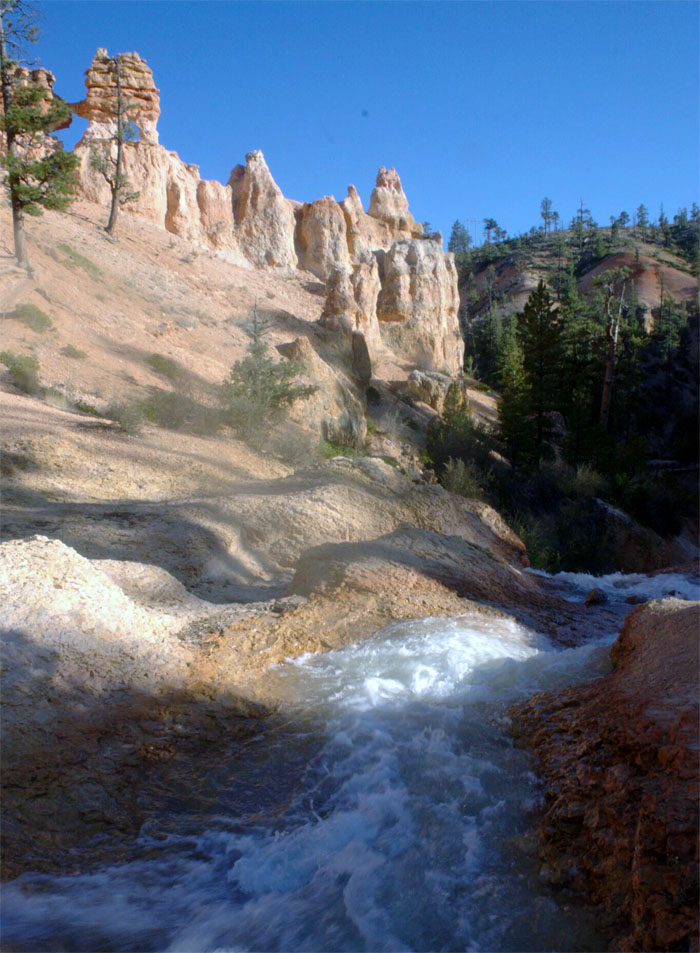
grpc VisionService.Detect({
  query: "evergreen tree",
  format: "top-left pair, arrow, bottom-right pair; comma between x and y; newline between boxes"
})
516,280 -> 565,458
447,220 -> 471,262
0,0 -> 78,270
635,203 -> 649,241
498,338 -> 535,468
540,197 -> 553,235
483,217 -> 498,244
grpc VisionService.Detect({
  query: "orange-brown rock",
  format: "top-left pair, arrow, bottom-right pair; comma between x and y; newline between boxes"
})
229,150 -> 297,269
377,239 -> 463,375
72,49 -> 160,145
510,598 -> 700,952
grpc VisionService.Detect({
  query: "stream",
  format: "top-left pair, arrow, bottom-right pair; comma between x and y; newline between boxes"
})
3,570 -> 698,952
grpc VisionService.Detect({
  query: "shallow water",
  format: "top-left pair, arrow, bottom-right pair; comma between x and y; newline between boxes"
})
7,568 -> 685,952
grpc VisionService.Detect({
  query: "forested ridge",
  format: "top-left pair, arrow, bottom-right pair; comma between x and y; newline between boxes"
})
426,203 -> 699,571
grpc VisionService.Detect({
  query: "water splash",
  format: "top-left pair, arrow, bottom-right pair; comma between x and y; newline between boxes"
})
3,611 -> 611,952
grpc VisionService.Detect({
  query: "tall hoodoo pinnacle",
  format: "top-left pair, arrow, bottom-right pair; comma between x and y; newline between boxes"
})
72,49 -> 160,144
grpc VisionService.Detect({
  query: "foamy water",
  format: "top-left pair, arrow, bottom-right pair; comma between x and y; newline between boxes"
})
529,567 -> 700,603
2,605 -> 616,952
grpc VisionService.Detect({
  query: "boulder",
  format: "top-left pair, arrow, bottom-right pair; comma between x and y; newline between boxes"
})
229,150 -> 298,269
376,239 -> 464,375
404,369 -> 455,412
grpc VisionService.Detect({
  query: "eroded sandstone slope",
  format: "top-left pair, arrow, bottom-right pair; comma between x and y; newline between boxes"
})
511,599 -> 700,952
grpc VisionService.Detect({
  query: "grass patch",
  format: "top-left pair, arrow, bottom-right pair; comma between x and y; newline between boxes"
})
320,440 -> 358,459
0,350 -> 41,394
61,344 -> 87,360
106,390 -> 221,436
57,242 -> 102,281
12,303 -> 53,333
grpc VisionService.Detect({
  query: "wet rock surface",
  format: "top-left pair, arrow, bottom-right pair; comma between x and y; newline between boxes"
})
510,598 -> 700,951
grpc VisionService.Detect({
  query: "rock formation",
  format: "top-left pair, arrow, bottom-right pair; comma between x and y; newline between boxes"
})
377,239 -> 463,375
320,258 -> 382,350
295,196 -> 350,280
229,150 -> 298,269
368,166 -> 422,236
67,49 -> 464,376
72,49 -> 160,144
511,598 -> 700,951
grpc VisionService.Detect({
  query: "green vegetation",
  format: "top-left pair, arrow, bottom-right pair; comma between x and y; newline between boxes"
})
57,242 -> 102,280
0,0 -> 78,270
320,440 -> 359,459
146,353 -> 183,382
12,302 -> 52,333
61,344 -> 87,359
0,350 -> 40,394
219,309 -> 315,444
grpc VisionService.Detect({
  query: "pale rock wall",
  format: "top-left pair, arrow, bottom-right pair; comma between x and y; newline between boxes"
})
320,257 -> 382,351
368,166 -> 422,236
376,240 -> 463,375
229,150 -> 298,269
295,196 -> 350,280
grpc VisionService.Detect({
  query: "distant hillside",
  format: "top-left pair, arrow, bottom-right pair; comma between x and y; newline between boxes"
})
457,223 -> 698,337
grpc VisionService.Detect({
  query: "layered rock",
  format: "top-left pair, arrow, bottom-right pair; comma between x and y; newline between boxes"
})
510,598 -> 700,951
229,150 -> 297,269
377,239 -> 463,375
72,49 -> 160,144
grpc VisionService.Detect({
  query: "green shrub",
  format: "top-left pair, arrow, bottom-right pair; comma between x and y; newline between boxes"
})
320,440 -> 357,459
13,303 -> 53,333
220,311 -> 315,444
147,353 -> 182,382
74,400 -> 101,417
106,401 -> 145,435
442,457 -> 487,500
0,350 -> 41,394
57,243 -> 101,280
61,344 -> 87,359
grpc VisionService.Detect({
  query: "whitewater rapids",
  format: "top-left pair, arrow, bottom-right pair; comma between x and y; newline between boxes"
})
3,570 -> 697,952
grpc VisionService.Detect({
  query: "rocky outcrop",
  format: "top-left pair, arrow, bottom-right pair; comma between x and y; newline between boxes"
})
319,258 -> 382,350
377,239 -> 463,375
66,49 -> 464,376
72,49 -> 160,144
589,498 -> 671,572
510,598 -> 700,952
294,196 -> 350,280
229,150 -> 298,269
368,167 -> 422,236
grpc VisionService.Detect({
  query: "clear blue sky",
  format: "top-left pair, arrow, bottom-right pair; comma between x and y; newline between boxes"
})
33,1 -> 699,243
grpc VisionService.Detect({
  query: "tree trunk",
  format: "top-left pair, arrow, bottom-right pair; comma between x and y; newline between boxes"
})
105,61 -> 122,235
1,14 -> 30,271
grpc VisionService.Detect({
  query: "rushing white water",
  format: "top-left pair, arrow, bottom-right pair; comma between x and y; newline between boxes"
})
2,607 -> 616,953
528,568 -> 700,603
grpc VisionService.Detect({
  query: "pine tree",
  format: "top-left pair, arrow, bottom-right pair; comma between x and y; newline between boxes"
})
447,220 -> 471,262
516,280 -> 565,458
0,0 -> 77,270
